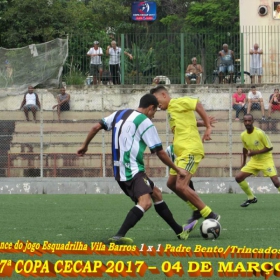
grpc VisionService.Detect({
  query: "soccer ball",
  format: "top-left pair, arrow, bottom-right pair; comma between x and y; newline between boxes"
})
200,219 -> 221,239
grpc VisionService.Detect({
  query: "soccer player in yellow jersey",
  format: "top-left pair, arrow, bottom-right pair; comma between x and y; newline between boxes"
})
236,114 -> 280,207
151,85 -> 220,222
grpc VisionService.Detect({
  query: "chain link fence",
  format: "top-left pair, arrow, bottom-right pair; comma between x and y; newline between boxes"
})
1,85 -> 280,178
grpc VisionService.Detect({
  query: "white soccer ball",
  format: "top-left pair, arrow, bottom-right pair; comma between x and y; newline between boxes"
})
200,219 -> 221,239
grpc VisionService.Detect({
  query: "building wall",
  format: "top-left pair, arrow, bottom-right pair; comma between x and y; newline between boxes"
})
240,0 -> 280,83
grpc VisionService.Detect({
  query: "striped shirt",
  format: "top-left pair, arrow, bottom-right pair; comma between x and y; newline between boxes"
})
101,109 -> 163,181
108,47 -> 121,65
87,47 -> 103,65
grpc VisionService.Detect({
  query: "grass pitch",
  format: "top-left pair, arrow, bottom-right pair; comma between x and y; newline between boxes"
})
1,193 -> 280,279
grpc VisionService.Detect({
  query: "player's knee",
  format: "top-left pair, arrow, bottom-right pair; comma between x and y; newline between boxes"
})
152,187 -> 163,201
142,200 -> 152,211
235,175 -> 242,183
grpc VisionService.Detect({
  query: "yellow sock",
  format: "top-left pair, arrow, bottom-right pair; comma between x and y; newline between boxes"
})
200,206 -> 212,218
239,181 -> 254,199
186,201 -> 198,211
278,187 -> 280,192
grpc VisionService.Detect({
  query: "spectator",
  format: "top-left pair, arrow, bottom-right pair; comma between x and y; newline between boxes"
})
268,88 -> 280,119
87,41 -> 103,85
247,85 -> 265,120
185,57 -> 203,84
106,40 -> 133,85
250,43 -> 263,84
20,86 -> 41,122
218,44 -> 234,84
232,86 -> 247,121
52,88 -> 70,122
273,3 -> 280,19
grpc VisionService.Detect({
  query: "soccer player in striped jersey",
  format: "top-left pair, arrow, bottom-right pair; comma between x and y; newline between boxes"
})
77,94 -> 197,244
235,114 -> 280,207
151,86 -> 220,222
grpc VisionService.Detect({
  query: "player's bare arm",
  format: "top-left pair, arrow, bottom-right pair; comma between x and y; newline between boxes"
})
242,147 -> 248,167
248,147 -> 272,157
197,116 -> 217,127
156,149 -> 187,178
195,102 -> 212,142
77,122 -> 103,156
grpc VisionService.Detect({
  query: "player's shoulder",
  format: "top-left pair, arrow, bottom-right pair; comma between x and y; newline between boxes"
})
254,126 -> 266,135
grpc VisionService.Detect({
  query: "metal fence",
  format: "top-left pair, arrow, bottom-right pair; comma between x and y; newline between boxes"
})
1,85 -> 280,178
64,26 -> 280,86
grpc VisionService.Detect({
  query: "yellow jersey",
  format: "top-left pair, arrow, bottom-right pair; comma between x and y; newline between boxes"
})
241,127 -> 273,162
167,96 -> 204,157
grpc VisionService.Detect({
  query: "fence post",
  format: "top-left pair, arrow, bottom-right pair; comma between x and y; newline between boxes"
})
229,91 -> 233,177
121,34 -> 124,85
101,90 -> 106,177
180,33 -> 185,85
40,91 -> 44,178
240,32 -> 244,84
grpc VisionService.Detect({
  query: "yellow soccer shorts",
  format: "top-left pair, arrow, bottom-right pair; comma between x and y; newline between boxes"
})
170,153 -> 203,175
241,159 -> 277,177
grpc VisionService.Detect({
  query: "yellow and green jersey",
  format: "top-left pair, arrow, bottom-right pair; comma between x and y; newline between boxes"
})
241,127 -> 273,162
167,96 -> 204,157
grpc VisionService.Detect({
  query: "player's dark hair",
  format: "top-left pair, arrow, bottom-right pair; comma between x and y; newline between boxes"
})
139,93 -> 158,109
150,85 -> 167,95
243,114 -> 254,120
251,85 -> 256,89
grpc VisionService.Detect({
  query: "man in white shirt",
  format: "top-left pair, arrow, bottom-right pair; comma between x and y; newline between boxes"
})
247,85 -> 265,120
273,4 -> 280,19
87,41 -> 103,85
20,86 -> 41,122
249,44 -> 263,84
106,40 -> 133,85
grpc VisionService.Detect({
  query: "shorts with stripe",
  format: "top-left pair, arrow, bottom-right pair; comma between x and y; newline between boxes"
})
117,172 -> 154,203
241,159 -> 277,177
170,154 -> 203,175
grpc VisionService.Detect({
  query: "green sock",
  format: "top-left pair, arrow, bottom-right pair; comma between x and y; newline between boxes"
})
186,201 -> 198,211
239,181 -> 254,199
200,206 -> 212,218
278,187 -> 280,192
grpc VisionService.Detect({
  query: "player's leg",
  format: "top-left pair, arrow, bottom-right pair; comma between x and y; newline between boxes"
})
109,173 -> 152,244
167,174 -> 201,223
263,162 -> 280,191
170,154 -> 220,220
270,175 -> 280,191
235,167 -> 257,207
151,186 -> 197,240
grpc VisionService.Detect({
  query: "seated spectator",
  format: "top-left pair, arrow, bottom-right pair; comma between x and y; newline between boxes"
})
152,76 -> 171,85
185,57 -> 203,84
247,85 -> 265,120
232,86 -> 247,120
218,44 -> 234,84
268,88 -> 280,119
52,88 -> 70,122
20,86 -> 40,122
